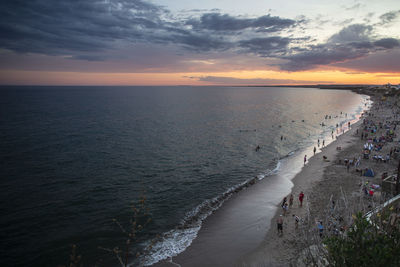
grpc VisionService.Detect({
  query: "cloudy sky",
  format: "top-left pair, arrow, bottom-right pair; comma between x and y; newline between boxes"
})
0,0 -> 399,85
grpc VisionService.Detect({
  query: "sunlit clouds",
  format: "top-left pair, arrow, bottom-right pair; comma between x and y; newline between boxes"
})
0,0 -> 399,85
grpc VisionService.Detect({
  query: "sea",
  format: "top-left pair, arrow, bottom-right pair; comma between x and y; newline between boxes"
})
0,86 -> 370,266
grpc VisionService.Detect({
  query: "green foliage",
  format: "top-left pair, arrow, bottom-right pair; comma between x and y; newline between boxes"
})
324,212 -> 400,266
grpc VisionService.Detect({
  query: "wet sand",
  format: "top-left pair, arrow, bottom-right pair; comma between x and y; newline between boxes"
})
152,152 -> 303,267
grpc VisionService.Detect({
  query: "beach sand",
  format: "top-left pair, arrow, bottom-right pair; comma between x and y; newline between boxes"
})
237,93 -> 400,266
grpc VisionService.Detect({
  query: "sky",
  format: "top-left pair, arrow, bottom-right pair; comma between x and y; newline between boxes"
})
0,0 -> 399,86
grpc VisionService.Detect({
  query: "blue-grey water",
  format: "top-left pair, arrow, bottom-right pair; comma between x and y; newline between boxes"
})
0,86 -> 368,266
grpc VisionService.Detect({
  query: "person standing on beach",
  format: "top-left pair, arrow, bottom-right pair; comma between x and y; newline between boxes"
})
318,139 -> 320,147
317,221 -> 324,237
277,215 -> 283,235
282,196 -> 287,208
289,194 -> 294,208
322,140 -> 325,147
313,146 -> 316,155
283,203 -> 288,216
304,155 -> 307,165
299,191 -> 304,207
293,215 -> 300,229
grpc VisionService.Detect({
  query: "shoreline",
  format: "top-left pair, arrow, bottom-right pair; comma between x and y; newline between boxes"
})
236,116 -> 365,266
238,91 -> 399,266
149,90 -> 370,267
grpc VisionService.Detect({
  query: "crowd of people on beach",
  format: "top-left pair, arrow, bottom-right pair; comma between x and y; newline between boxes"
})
324,98 -> 399,236
278,110 -> 362,236
253,92 -> 400,267
277,191 -> 305,235
277,96 -> 400,241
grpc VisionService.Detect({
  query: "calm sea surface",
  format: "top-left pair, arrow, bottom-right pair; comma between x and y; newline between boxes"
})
0,86 -> 368,266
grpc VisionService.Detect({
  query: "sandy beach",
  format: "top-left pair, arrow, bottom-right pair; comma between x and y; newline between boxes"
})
237,92 -> 400,266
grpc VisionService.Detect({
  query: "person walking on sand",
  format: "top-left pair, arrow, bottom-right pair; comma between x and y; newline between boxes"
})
317,221 -> 324,237
318,139 -> 320,147
322,140 -> 325,147
313,146 -> 316,155
281,196 -> 287,208
283,203 -> 288,216
293,215 -> 300,229
304,155 -> 307,165
277,215 -> 283,235
289,194 -> 294,208
299,191 -> 304,207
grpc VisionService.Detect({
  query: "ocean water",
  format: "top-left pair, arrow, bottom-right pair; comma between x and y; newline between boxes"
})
0,86 -> 368,266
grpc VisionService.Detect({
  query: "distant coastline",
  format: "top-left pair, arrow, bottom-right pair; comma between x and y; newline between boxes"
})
242,84 -> 400,97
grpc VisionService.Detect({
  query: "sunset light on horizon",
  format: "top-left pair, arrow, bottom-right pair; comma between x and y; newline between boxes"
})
0,0 -> 399,86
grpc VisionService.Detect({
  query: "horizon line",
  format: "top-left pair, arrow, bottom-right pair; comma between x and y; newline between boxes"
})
0,83 -> 384,87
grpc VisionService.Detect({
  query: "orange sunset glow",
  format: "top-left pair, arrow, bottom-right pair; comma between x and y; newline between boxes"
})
0,0 -> 399,86
1,70 -> 399,86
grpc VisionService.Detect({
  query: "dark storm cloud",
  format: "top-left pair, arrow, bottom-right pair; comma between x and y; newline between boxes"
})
328,24 -> 372,44
1,0 -> 398,74
373,38 -> 400,49
279,44 -> 367,71
279,23 -> 400,71
239,37 -> 290,56
187,13 -> 295,32
0,0 -> 166,55
162,33 -> 231,52
0,1 -> 295,57
71,55 -> 107,61
280,40 -> 400,71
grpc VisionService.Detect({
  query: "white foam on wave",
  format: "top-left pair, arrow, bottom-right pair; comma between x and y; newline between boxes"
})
141,224 -> 201,266
140,190 -> 230,266
140,160 -> 283,266
269,160 -> 281,175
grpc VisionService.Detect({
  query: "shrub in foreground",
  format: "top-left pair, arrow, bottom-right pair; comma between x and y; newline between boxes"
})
324,212 -> 400,266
